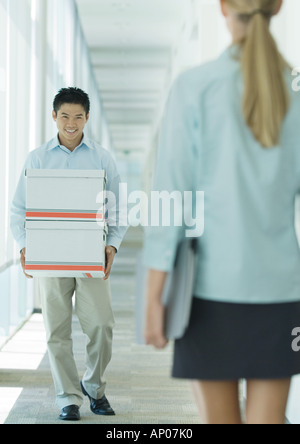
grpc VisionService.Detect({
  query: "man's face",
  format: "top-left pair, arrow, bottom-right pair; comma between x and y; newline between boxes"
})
52,103 -> 89,147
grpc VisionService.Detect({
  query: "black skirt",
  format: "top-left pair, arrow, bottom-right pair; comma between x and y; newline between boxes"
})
172,297 -> 300,380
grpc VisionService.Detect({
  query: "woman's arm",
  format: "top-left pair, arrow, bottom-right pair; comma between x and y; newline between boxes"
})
144,269 -> 168,349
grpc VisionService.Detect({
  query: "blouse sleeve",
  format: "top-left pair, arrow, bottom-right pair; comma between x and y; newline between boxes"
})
143,73 -> 199,271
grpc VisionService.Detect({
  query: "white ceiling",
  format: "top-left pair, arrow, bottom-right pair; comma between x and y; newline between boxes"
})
75,0 -> 189,163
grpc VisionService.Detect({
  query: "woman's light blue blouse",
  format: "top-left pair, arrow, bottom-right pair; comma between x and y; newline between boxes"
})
143,46 -> 300,304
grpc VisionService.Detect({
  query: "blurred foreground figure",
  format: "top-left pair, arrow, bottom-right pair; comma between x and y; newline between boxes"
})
143,0 -> 300,424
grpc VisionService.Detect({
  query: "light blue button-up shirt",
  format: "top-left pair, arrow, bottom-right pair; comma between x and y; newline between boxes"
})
143,46 -> 300,304
10,135 -> 127,252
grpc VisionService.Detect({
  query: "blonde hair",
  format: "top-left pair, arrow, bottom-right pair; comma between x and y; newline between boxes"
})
225,0 -> 290,148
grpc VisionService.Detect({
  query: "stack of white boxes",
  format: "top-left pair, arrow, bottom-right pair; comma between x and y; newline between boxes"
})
25,169 -> 107,279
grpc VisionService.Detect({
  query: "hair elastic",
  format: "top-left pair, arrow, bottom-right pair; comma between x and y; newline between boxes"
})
251,9 -> 267,17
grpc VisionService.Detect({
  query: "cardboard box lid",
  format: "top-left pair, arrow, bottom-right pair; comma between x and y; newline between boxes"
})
25,220 -> 107,232
25,169 -> 107,181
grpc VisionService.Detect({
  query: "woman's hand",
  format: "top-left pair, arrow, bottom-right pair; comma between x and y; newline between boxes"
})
144,269 -> 169,349
145,299 -> 168,349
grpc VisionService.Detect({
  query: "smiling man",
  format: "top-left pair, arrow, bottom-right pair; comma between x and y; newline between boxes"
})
52,91 -> 90,151
10,87 -> 128,421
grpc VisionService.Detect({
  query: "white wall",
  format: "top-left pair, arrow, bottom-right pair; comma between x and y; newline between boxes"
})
272,0 -> 300,67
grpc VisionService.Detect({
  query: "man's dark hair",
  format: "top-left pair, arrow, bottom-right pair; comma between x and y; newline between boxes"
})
53,87 -> 90,116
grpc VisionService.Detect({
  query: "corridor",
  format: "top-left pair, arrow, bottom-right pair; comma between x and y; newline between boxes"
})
1,0 -> 300,425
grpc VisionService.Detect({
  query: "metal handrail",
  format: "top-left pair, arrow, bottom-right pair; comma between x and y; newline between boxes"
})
0,259 -> 20,274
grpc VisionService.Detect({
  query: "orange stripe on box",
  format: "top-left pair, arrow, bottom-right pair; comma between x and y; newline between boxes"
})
25,265 -> 104,272
26,212 -> 103,219
86,273 -> 93,278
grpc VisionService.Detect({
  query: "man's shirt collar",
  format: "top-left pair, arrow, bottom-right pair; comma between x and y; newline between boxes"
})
46,134 -> 95,151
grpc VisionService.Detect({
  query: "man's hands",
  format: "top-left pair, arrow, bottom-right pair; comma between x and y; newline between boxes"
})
103,245 -> 117,281
20,248 -> 33,279
20,246 -> 116,281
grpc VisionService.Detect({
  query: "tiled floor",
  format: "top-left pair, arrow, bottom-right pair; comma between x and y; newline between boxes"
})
0,229 -> 200,425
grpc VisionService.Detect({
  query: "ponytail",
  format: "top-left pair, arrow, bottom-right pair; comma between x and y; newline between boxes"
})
226,1 -> 290,148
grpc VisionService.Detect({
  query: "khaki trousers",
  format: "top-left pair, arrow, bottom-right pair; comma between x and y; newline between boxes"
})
38,277 -> 115,409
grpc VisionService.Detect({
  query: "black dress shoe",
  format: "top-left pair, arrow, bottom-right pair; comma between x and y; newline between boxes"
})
59,405 -> 81,421
80,381 -> 115,416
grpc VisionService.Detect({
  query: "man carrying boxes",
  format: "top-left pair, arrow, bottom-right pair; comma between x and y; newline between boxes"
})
10,87 -> 127,421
